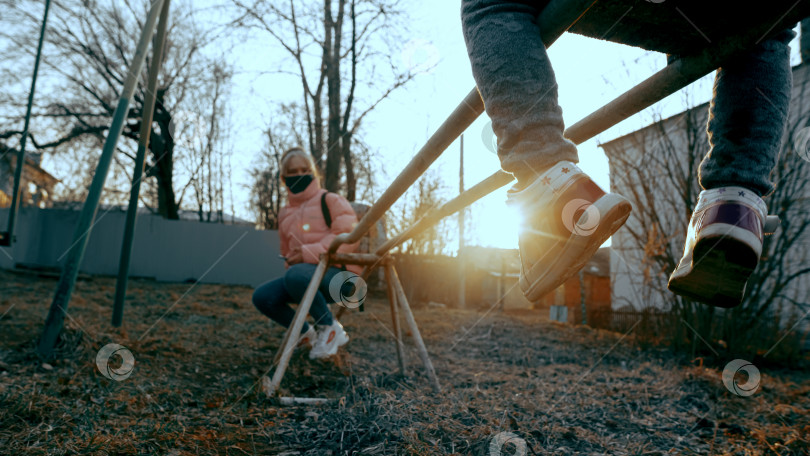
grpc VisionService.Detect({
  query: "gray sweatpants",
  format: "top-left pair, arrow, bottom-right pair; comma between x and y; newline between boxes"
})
461,0 -> 796,196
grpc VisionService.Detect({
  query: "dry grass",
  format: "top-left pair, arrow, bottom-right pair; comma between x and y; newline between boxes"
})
0,268 -> 808,455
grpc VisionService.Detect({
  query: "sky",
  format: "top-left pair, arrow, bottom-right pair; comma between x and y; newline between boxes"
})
119,1 -> 807,252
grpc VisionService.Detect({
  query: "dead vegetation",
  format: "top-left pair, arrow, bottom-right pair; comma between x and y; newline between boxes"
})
0,268 -> 808,455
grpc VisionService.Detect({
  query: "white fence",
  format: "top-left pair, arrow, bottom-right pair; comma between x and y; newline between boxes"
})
0,208 -> 285,288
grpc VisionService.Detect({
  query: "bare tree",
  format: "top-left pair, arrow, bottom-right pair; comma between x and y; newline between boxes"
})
0,0 -> 232,219
387,168 -> 453,257
231,0 -> 421,201
248,103 -> 307,229
182,62 -> 233,222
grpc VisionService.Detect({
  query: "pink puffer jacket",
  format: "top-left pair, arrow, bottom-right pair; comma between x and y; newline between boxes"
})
278,178 -> 362,275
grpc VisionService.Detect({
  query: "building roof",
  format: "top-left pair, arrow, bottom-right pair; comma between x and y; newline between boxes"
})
0,145 -> 58,185
598,100 -> 710,153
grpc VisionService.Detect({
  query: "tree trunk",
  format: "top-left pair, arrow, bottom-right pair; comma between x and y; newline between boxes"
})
323,0 -> 346,193
150,113 -> 179,220
312,96 -> 325,175
154,146 -> 178,219
342,131 -> 355,201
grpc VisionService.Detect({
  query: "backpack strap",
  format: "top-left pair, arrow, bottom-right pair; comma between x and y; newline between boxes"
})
321,192 -> 348,272
320,192 -> 332,228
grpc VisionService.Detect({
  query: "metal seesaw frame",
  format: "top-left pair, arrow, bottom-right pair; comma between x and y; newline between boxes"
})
263,0 -> 809,396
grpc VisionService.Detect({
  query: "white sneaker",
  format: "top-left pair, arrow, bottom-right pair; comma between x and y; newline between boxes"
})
507,161 -> 632,301
309,321 -> 349,359
297,326 -> 316,349
668,186 -> 779,307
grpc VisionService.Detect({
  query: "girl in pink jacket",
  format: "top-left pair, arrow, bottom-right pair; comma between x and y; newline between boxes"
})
252,147 -> 361,359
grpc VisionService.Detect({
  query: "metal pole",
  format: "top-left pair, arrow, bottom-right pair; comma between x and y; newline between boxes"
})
37,0 -> 167,357
499,257 -> 506,312
387,263 -> 441,393
579,269 -> 587,325
266,256 -> 328,397
458,134 -> 465,309
563,9 -> 807,145
1,0 -> 52,248
328,87 -> 483,254
374,171 -> 514,256
383,264 -> 407,375
113,0 -> 171,327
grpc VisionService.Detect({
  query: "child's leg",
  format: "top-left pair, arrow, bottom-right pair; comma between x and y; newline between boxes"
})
252,277 -> 312,334
700,28 -> 796,196
668,28 -> 796,307
461,0 -> 632,302
461,0 -> 577,185
283,263 -> 335,327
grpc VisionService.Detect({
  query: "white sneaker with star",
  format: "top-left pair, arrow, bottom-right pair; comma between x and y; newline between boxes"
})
507,160 -> 632,301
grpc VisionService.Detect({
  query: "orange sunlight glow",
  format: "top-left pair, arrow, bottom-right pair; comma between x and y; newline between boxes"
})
463,195 -> 522,250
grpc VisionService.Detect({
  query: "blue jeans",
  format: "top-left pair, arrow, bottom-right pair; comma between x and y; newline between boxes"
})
461,0 -> 796,196
252,263 -> 343,333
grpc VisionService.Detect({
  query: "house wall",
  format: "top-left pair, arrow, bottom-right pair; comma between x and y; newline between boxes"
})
480,273 -> 535,310
0,207 -> 285,287
602,63 -> 810,334
533,274 -> 611,323
0,154 -> 57,209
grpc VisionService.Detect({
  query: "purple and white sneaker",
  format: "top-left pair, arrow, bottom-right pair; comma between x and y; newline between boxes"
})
668,186 -> 779,307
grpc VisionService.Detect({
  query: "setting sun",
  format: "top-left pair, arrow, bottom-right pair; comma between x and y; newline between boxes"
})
458,190 -> 521,250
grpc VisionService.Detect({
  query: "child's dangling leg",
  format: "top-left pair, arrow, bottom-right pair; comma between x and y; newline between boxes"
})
668,29 -> 796,307
461,0 -> 632,302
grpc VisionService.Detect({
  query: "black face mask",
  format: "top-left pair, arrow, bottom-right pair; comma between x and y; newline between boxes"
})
284,174 -> 314,194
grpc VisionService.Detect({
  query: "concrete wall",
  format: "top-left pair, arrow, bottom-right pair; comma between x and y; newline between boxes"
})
0,207 -> 285,287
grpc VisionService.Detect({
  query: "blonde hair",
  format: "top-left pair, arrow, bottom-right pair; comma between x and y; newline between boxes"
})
280,147 -> 321,180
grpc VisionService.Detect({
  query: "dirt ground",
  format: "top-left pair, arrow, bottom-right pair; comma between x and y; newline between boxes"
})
1,268 -> 808,455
